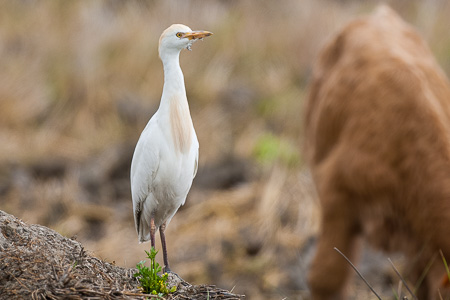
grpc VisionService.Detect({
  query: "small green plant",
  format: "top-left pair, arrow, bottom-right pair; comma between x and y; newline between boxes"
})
134,247 -> 176,297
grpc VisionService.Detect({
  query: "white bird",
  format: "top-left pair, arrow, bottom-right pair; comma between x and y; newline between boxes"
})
130,24 -> 212,273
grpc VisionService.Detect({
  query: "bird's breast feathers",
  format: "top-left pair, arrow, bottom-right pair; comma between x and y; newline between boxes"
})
131,99 -> 198,211
169,96 -> 194,154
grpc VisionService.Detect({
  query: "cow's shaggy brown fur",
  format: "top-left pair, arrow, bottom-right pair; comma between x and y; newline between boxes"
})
304,5 -> 450,300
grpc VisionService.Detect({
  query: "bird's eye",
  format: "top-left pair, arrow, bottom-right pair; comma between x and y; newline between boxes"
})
176,32 -> 183,38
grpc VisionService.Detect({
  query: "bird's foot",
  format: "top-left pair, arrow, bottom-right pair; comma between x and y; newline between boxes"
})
163,266 -> 171,274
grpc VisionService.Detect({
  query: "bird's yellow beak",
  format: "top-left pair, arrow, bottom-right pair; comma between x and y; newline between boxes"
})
183,31 -> 213,40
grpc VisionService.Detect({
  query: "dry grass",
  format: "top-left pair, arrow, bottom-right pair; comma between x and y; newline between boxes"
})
0,0 -> 450,299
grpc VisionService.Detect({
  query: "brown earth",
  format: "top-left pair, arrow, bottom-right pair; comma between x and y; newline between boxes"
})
0,209 -> 243,299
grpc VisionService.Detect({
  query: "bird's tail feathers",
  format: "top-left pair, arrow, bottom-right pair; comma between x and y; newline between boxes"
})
137,216 -> 152,243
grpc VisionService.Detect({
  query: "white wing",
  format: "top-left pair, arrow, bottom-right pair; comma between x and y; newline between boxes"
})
192,130 -> 199,178
130,116 -> 160,241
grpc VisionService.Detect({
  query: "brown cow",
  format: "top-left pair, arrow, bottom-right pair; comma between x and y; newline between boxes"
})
304,5 -> 450,300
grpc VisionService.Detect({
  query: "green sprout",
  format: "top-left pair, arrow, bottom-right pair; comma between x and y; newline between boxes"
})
134,247 -> 177,297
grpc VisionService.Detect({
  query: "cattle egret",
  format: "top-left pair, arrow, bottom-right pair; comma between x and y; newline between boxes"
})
130,24 -> 212,273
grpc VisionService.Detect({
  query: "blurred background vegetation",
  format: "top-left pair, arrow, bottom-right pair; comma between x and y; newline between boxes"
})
1,0 -> 449,299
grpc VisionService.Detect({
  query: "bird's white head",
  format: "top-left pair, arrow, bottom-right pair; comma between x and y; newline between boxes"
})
158,24 -> 213,59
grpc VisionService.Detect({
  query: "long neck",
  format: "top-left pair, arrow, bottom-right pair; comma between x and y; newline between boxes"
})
158,50 -> 193,153
160,51 -> 187,109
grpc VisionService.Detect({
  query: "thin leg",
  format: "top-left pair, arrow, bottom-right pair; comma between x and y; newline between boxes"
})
150,217 -> 156,248
159,222 -> 171,273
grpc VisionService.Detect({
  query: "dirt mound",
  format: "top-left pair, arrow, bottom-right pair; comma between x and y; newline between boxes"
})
0,210 -> 243,299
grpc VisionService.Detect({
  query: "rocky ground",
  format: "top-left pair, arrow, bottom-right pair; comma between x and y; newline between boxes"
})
0,210 -> 243,299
